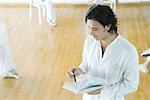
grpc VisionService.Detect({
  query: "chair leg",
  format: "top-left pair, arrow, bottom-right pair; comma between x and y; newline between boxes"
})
114,0 -> 116,12
29,2 -> 32,21
43,7 -> 46,18
38,7 -> 42,25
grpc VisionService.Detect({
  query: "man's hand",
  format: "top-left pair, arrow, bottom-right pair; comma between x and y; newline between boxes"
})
87,89 -> 101,95
66,68 -> 85,79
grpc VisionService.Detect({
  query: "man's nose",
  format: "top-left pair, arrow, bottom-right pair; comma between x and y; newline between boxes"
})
89,29 -> 94,35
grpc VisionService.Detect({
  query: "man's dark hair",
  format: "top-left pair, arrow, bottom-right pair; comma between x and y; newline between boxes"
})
85,5 -> 118,34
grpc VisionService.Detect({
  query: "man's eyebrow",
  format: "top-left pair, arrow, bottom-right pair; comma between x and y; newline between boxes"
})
88,26 -> 98,29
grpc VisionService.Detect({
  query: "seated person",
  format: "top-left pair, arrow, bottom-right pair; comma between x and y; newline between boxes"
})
0,20 -> 20,79
0,45 -> 20,79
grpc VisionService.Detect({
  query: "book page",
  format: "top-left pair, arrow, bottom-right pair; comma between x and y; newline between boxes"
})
63,76 -> 108,94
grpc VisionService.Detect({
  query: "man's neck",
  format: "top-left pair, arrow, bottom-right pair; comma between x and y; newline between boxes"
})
100,33 -> 118,50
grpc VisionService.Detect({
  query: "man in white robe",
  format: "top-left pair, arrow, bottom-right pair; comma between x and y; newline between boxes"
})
67,5 -> 139,100
80,34 -> 139,100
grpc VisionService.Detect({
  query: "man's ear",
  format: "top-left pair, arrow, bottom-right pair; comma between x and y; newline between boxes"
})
104,25 -> 111,31
104,26 -> 109,31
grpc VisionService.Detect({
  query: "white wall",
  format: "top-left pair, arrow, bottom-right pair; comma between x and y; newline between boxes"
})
0,0 -> 29,3
0,0 -> 93,4
0,0 -> 149,3
140,0 -> 150,1
118,0 -> 140,3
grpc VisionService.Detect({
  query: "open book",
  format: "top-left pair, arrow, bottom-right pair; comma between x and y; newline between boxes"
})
63,76 -> 107,94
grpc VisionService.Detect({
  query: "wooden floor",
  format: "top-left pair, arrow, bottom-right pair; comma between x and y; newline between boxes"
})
0,4 -> 150,100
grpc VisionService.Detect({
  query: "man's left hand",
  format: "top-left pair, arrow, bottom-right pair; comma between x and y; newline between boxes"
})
87,89 -> 101,95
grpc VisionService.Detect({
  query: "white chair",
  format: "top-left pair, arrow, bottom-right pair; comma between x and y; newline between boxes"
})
29,0 -> 46,25
94,0 -> 116,12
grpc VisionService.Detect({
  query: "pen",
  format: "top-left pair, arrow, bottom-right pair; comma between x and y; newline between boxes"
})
73,70 -> 76,82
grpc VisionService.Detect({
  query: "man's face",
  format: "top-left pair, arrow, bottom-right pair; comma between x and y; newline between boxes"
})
87,19 -> 109,40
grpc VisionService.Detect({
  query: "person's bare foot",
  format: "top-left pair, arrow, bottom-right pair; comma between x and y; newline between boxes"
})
140,56 -> 150,73
145,56 -> 150,70
141,48 -> 150,57
139,49 -> 150,73
139,63 -> 149,73
9,69 -> 19,76
0,69 -> 20,79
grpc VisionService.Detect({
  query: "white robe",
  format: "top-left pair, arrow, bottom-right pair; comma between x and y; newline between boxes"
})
0,20 -> 16,73
78,35 -> 139,100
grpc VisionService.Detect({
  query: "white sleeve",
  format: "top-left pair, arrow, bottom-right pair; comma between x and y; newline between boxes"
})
78,36 -> 89,73
100,47 -> 139,99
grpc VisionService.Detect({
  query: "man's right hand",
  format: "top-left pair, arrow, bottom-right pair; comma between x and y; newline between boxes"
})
66,68 -> 85,79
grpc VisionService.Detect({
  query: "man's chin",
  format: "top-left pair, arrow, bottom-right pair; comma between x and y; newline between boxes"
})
92,36 -> 100,40
95,37 -> 99,40
93,36 -> 97,39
